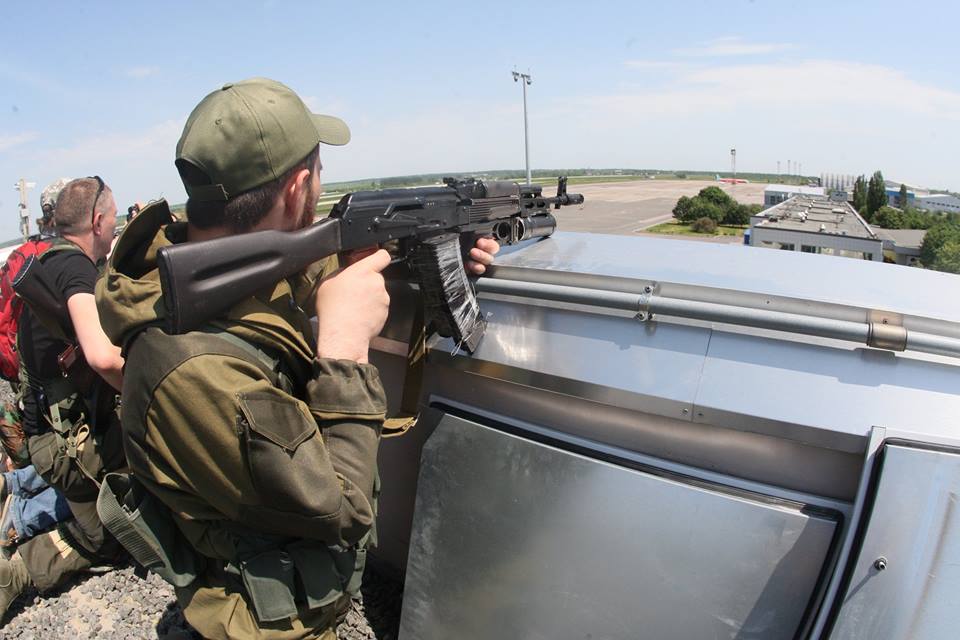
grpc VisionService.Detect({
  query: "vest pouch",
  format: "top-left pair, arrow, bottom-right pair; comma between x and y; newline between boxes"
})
286,540 -> 345,610
238,549 -> 298,623
96,472 -> 201,588
237,390 -> 341,521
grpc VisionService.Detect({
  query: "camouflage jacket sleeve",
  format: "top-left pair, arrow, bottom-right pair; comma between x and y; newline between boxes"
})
145,351 -> 385,548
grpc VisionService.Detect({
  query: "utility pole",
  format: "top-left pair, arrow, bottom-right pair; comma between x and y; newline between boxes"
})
15,178 -> 36,242
512,70 -> 532,186
777,160 -> 780,178
730,148 -> 736,182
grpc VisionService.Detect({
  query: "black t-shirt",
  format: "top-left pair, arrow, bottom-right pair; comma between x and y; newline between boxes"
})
18,249 -> 97,433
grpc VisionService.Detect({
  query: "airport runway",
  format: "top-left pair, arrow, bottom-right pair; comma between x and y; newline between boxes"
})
552,179 -> 766,237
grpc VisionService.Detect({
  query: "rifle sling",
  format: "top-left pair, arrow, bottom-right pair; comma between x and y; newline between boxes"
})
382,301 -> 425,438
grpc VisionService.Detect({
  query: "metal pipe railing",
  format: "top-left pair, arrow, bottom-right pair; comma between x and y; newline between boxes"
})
475,278 -> 960,360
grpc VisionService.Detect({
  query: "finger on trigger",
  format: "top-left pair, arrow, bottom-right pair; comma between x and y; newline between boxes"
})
358,248 -> 392,272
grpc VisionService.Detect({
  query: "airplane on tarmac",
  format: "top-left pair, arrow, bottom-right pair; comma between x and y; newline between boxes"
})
716,173 -> 750,184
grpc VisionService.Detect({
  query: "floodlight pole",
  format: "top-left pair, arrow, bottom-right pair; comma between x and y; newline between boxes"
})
512,70 -> 532,186
15,178 -> 35,241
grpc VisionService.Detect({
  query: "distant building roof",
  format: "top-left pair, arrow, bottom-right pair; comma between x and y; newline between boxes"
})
764,184 -> 826,196
876,228 -> 927,251
753,195 -> 876,239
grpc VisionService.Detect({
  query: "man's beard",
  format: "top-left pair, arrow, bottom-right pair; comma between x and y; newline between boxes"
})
296,182 -> 319,230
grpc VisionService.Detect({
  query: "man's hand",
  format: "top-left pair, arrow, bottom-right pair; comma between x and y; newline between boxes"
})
315,249 -> 391,364
466,237 -> 500,275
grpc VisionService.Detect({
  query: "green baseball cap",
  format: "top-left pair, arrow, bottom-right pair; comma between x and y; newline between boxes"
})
176,77 -> 350,202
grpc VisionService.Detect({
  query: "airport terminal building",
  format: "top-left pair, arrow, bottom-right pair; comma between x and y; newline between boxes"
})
763,184 -> 826,208
749,194 -> 883,261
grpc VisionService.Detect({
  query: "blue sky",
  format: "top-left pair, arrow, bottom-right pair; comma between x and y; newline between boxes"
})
1,0 -> 958,239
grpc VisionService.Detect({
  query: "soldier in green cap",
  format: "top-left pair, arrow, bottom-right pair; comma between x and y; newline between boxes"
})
95,77 -> 498,639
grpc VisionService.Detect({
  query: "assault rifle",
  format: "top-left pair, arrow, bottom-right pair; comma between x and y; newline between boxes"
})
157,177 -> 584,352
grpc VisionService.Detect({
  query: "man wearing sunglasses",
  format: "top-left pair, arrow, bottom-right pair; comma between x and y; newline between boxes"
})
0,177 -> 126,619
95,78 -> 498,639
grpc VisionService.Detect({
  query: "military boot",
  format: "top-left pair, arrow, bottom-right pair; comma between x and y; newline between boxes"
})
0,552 -> 29,619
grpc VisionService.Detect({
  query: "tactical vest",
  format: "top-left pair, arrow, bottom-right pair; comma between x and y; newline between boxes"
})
18,239 -> 119,490
98,327 -> 375,624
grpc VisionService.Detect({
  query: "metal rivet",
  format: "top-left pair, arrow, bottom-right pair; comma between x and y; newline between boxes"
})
682,409 -> 689,415
874,557 -> 887,571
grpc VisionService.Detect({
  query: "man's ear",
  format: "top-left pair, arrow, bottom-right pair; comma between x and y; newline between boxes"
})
91,211 -> 103,236
282,168 -> 312,220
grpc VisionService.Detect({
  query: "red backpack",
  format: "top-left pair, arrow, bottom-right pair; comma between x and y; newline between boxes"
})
0,238 -> 53,381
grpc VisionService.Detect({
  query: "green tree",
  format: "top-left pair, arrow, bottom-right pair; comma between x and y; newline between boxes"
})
673,196 -> 693,222
852,175 -> 867,212
866,170 -> 887,221
935,240 -> 960,274
898,183 -> 909,208
904,208 -> 937,230
723,203 -> 754,226
873,206 -> 906,229
697,186 -> 734,209
687,198 -> 725,223
920,221 -> 960,268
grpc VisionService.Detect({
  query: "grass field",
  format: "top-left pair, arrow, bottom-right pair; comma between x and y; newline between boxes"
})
645,221 -> 748,237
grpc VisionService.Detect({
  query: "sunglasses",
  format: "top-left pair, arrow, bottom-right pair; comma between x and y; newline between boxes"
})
88,175 -> 105,225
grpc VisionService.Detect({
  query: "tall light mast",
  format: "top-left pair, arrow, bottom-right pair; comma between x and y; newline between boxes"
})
512,70 -> 533,186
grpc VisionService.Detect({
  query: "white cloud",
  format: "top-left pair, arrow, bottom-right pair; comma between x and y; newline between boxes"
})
595,60 -> 960,121
541,58 -> 960,188
0,132 -> 38,152
15,119 -> 188,231
674,36 -> 793,57
124,66 -> 160,79
326,58 -> 960,191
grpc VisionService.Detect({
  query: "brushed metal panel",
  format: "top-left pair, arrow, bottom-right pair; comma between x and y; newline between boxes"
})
456,298 -> 712,409
830,443 -> 960,640
695,331 -> 960,441
399,412 -> 839,640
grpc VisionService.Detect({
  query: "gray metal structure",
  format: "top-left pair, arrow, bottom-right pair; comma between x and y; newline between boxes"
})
370,232 -> 960,640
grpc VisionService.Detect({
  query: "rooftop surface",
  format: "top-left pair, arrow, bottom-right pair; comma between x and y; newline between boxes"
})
876,228 -> 927,250
495,231 -> 960,324
752,195 -> 877,239
764,184 -> 826,195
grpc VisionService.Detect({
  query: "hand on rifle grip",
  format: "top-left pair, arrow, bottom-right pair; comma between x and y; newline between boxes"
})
315,249 -> 391,364
466,236 -> 500,275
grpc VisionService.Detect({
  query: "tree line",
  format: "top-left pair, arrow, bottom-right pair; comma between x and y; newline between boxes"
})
848,170 -> 960,273
671,186 -> 763,232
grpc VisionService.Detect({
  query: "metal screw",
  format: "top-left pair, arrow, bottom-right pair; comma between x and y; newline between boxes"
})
874,557 -> 887,571
643,285 -> 653,294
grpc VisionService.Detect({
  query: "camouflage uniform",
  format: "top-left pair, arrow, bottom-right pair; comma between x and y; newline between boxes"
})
97,199 -> 385,639
37,177 -> 71,234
